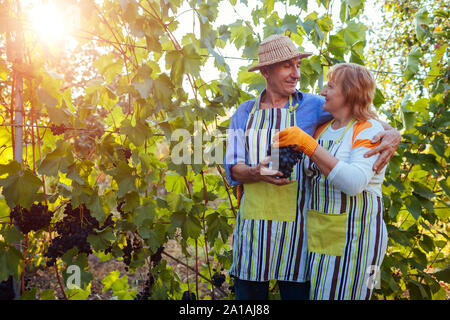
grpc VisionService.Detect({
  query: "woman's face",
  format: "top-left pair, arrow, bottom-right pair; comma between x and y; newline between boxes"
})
262,58 -> 301,97
320,79 -> 348,115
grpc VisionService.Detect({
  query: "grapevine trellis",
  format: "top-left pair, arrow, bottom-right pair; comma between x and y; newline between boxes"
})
0,0 -> 448,300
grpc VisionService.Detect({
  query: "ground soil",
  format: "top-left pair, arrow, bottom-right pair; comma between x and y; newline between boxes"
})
23,239 -> 231,300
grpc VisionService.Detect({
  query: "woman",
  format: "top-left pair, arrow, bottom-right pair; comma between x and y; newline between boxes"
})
274,63 -> 388,300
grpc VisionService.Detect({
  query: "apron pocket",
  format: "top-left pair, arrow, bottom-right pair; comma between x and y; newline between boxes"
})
242,182 -> 297,222
306,209 -> 348,256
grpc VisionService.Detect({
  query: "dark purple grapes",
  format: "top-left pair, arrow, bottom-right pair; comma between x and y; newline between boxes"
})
99,214 -> 114,231
122,235 -> 143,270
117,201 -> 128,218
11,203 -> 54,234
134,272 -> 155,300
150,246 -> 164,266
123,148 -> 132,161
182,290 -> 196,300
122,237 -> 133,267
50,123 -> 67,135
212,272 -> 226,288
44,203 -> 104,266
268,145 -> 303,179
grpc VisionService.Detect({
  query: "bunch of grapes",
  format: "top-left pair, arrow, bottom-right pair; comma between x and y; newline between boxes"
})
182,290 -> 196,300
99,213 -> 114,231
49,123 -> 67,135
122,235 -> 143,270
150,246 -> 164,266
134,272 -> 155,300
119,147 -> 132,162
44,203 -> 101,266
268,144 -> 303,179
116,201 -> 128,219
11,203 -> 54,234
211,270 -> 226,288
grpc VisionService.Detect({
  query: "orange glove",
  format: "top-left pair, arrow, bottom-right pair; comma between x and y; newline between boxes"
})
273,126 -> 318,157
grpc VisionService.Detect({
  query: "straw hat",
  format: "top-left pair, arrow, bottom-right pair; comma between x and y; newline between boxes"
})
248,34 -> 312,72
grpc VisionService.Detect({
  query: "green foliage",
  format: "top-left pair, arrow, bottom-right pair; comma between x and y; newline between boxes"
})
367,0 -> 449,300
0,0 -> 447,300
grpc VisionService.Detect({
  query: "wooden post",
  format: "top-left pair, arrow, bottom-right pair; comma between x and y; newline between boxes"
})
11,0 -> 24,300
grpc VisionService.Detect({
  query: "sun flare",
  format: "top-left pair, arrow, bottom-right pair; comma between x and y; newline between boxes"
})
26,2 -> 74,42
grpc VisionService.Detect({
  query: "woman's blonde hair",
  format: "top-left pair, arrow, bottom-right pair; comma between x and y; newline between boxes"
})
327,63 -> 378,121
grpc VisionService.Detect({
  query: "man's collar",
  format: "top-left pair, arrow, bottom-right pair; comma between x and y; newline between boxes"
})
293,90 -> 304,101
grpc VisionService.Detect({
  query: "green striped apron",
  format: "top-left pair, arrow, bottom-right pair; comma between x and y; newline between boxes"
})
305,120 -> 388,300
229,94 -> 310,282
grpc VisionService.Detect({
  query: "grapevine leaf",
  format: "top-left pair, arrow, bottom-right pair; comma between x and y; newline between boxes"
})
0,169 -> 43,210
111,161 -> 137,198
37,87 -> 58,109
404,46 -> 422,80
205,212 -> 232,245
430,135 -> 446,157
404,195 -> 422,220
415,8 -> 431,42
86,190 -> 106,223
141,224 -> 166,252
133,201 -> 155,228
132,78 -> 154,99
433,266 -> 450,283
290,0 -> 308,11
343,21 -> 366,46
166,193 -> 193,213
153,73 -> 174,108
169,211 -> 201,240
373,87 -> 386,107
166,50 -> 184,86
182,44 -> 202,78
120,118 -> 152,147
411,181 -> 435,200
0,243 -> 23,281
87,228 -> 114,251
66,284 -> 91,300
184,214 -> 202,240
40,289 -> 56,300
38,141 -> 73,177
46,104 -> 74,126
0,224 -> 24,243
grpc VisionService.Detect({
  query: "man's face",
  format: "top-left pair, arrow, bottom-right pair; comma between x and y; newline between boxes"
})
261,57 -> 301,97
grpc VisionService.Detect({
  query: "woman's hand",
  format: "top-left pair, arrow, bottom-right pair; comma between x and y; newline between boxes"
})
273,126 -> 318,156
364,128 -> 401,173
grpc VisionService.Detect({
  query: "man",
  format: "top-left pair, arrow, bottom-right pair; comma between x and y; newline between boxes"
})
224,34 -> 400,300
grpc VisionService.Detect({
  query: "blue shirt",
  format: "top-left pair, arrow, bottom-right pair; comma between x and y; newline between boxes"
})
224,90 -> 331,186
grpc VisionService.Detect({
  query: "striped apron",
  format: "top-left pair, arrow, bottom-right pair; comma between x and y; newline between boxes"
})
305,120 -> 388,300
229,95 -> 310,283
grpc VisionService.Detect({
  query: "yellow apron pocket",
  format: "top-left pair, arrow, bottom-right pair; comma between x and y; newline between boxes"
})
242,182 -> 297,222
306,209 -> 348,256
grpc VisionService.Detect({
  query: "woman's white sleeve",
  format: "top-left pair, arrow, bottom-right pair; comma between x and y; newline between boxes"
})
327,151 -> 376,196
327,120 -> 386,195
